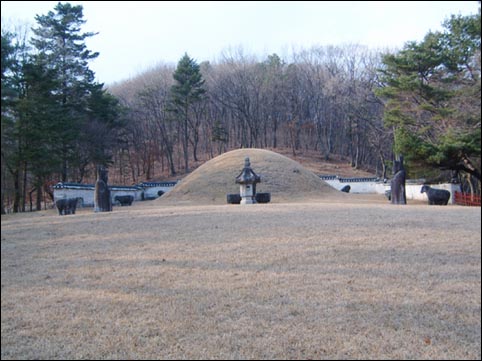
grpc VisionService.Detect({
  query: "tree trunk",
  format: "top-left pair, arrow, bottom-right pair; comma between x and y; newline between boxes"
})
192,130 -> 199,162
379,151 -> 387,180
13,169 -> 20,213
183,106 -> 189,172
22,161 -> 27,212
36,183 -> 43,211
462,153 -> 481,182
166,145 -> 176,176
61,143 -> 68,182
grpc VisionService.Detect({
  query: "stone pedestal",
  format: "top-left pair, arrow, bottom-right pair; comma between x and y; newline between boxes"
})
240,183 -> 255,204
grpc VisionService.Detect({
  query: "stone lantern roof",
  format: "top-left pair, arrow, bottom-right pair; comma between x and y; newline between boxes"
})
235,157 -> 261,185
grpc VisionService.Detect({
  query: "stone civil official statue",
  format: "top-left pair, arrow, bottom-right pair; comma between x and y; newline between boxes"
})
390,156 -> 406,205
94,166 -> 112,212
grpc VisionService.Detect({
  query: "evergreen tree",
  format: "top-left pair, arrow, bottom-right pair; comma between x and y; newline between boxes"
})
30,2 -> 100,181
1,3 -> 124,213
377,11 -> 481,184
1,32 -> 17,214
1,28 -> 34,213
77,85 -> 124,181
170,53 -> 206,172
17,60 -> 63,210
211,119 -> 228,155
1,32 -> 16,101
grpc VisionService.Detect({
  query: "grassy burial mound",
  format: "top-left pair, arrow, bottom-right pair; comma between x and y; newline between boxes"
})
158,148 -> 345,205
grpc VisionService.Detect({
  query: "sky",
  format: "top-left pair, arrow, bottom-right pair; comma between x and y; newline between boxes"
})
1,1 -> 479,85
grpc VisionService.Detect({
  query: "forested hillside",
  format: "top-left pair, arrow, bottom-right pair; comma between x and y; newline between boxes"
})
1,2 -> 480,213
108,46 -> 388,181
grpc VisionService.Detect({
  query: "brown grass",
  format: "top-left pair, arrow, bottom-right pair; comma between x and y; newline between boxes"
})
1,200 -> 480,360
264,148 -> 376,178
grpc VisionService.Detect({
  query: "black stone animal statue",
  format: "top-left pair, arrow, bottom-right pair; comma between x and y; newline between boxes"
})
227,193 -> 241,204
114,195 -> 134,206
94,166 -> 112,212
390,156 -> 406,205
420,185 -> 450,205
227,192 -> 271,204
255,192 -> 271,203
56,197 -> 80,215
340,185 -> 351,193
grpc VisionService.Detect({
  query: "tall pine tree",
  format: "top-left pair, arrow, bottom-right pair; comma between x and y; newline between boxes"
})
1,32 -> 19,213
17,60 -> 63,210
2,3 -> 124,213
170,53 -> 206,172
1,28 -> 39,213
377,11 -> 481,185
30,2 -> 100,181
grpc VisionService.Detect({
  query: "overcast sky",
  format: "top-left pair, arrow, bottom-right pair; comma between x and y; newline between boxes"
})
1,1 -> 479,85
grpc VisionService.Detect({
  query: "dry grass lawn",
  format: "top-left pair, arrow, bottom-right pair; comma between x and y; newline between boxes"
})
1,199 -> 481,360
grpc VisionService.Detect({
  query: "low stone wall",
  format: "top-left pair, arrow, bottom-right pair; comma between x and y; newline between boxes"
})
320,175 -> 461,204
53,181 -> 178,207
138,181 -> 178,200
53,184 -> 96,206
321,176 -> 388,194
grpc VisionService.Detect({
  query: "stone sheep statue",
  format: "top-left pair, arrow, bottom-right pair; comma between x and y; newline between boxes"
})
420,185 -> 450,205
114,195 -> 134,206
56,197 -> 80,215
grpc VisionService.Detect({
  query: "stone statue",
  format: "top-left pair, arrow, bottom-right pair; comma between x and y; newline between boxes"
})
94,166 -> 112,212
390,156 -> 406,205
340,185 -> 351,193
56,197 -> 80,215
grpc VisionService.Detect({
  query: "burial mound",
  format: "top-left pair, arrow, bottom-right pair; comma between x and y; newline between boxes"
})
158,149 -> 345,205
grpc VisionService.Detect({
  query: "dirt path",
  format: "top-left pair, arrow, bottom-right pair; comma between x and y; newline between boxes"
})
1,202 -> 481,359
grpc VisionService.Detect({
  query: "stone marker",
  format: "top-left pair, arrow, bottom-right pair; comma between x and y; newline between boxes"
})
235,157 -> 261,205
390,156 -> 406,205
94,166 -> 112,212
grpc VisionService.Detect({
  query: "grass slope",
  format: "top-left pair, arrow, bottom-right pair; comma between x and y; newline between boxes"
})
159,148 -> 344,205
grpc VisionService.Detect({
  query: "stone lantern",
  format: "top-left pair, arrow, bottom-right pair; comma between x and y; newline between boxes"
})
235,157 -> 261,205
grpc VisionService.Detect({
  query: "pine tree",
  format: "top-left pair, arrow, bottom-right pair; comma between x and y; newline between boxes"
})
1,32 -> 18,213
170,53 -> 206,172
80,86 -> 124,175
17,60 -> 63,210
377,11 -> 481,183
1,29 -> 38,213
211,119 -> 228,155
30,2 -> 100,181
